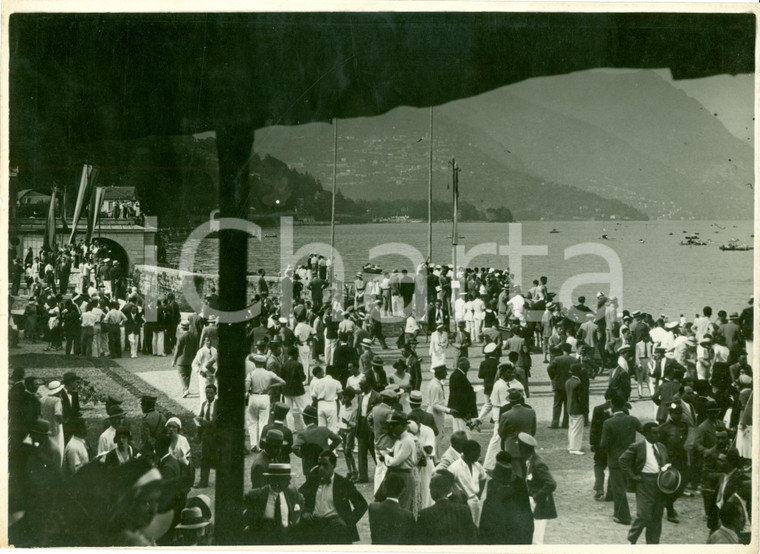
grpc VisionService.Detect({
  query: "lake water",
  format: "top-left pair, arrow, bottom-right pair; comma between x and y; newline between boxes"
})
165,219 -> 755,318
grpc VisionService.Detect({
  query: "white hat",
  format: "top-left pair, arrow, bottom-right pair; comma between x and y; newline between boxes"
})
46,380 -> 65,395
165,417 -> 182,429
484,343 -> 497,355
665,321 -> 679,330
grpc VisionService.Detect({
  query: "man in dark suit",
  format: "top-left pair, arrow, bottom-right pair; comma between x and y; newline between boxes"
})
416,473 -> 477,544
547,343 -> 575,428
619,421 -> 671,544
368,472 -> 415,544
259,402 -> 294,462
139,395 -> 166,459
498,389 -> 536,466
700,428 -> 731,532
299,450 -> 368,544
609,345 -> 633,401
600,394 -> 639,525
518,433 -> 557,544
590,389 -> 616,501
195,384 -> 218,488
356,377 -> 380,483
652,367 -> 681,423
448,357 -> 477,433
243,463 -> 304,545
60,372 -> 82,444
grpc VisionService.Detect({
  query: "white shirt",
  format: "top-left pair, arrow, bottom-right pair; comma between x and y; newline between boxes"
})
294,322 -> 315,344
405,316 -> 419,335
346,374 -> 361,392
313,375 -> 342,402
98,426 -> 117,456
448,457 -> 485,500
454,298 -> 466,321
263,488 -> 290,527
642,441 -> 661,474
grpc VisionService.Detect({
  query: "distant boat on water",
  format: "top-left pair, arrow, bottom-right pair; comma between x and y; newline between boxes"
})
719,238 -> 753,251
681,235 -> 708,246
549,228 -> 560,234
601,234 -> 609,240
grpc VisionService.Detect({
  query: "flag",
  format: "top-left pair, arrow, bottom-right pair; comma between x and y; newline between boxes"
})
87,187 -> 106,243
69,164 -> 97,244
44,188 -> 57,251
84,168 -> 101,243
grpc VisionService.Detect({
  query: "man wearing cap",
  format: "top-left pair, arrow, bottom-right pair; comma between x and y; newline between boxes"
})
173,321 -> 199,398
97,404 -> 126,457
358,337 -> 374,374
243,463 -> 304,545
246,352 -> 286,449
619,421 -> 672,544
368,389 -> 397,492
408,390 -> 437,436
140,395 -> 166,459
251,429 -> 285,489
293,405 -> 342,477
659,402 -> 688,523
498,388 -> 536,467
260,402 -> 294,462
518,433 -> 557,545
600,395 -> 639,525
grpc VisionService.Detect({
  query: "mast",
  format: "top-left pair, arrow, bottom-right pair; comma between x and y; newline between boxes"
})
428,107 -> 433,261
330,118 -> 338,291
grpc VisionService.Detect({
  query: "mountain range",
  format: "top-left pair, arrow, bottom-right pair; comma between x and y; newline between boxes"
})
252,69 -> 754,220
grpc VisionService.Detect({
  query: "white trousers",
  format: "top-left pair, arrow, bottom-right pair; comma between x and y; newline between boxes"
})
324,338 -> 337,366
483,413 -> 502,471
247,394 -> 270,446
452,417 -> 468,434
128,333 -> 138,358
152,331 -> 165,356
284,394 -> 310,433
318,401 -> 339,433
533,518 -> 547,544
298,344 -> 311,382
568,414 -> 584,452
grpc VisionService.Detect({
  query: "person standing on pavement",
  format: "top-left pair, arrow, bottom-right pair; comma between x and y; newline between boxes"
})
245,353 -> 286,450
547,342 -> 574,429
566,364 -> 587,455
659,402 -> 689,524
619,421 -> 672,545
356,375 -> 380,484
172,321 -> 199,398
600,394 -> 640,526
589,389 -> 616,501
424,365 -> 456,457
518,433 -> 557,545
448,358 -> 477,434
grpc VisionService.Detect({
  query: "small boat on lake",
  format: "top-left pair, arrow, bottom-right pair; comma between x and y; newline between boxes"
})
680,235 -> 707,246
549,228 -> 560,234
363,263 -> 383,274
719,239 -> 753,251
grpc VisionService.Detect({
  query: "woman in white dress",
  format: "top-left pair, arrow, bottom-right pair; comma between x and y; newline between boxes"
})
428,323 -> 448,371
192,337 -> 218,411
39,380 -> 65,468
165,417 -> 192,468
389,360 -> 412,413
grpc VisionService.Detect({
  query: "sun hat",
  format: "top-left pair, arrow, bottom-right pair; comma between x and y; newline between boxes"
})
186,495 -> 213,521
175,507 -> 210,530
665,321 -> 679,330
107,404 -> 126,419
263,463 -> 292,477
62,371 -> 81,385
380,389 -> 398,400
617,344 -> 632,353
46,380 -> 65,395
507,389 -> 525,403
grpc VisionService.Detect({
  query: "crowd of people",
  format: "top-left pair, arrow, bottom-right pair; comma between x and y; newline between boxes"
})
7,251 -> 755,546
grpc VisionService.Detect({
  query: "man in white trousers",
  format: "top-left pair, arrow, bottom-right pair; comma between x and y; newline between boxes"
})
424,365 -> 454,458
313,366 -> 343,432
482,363 -> 524,470
245,353 -> 285,451
566,363 -> 587,455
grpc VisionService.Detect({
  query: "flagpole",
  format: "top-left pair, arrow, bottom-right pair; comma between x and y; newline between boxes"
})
428,107 -> 433,262
451,158 -> 458,283
330,118 -> 338,291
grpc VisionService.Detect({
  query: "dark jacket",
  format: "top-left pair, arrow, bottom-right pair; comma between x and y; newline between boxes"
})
498,404 -> 537,456
368,499 -> 415,544
526,453 -> 557,519
158,452 -> 181,481
547,354 -> 575,391
357,390 -> 381,437
415,497 -> 477,544
280,360 -> 306,397
408,407 -> 438,436
653,379 -> 682,422
140,409 -> 167,456
259,421 -> 293,461
174,331 -> 199,366
599,412 -> 640,469
299,472 -> 368,543
619,440 -> 670,481
243,484 -> 304,544
589,401 -> 612,450
658,419 -> 688,469
565,375 -> 586,416
448,369 -> 477,419
478,476 -> 534,544
478,357 -> 499,396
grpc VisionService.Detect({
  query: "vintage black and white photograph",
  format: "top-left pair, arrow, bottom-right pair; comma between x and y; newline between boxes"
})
3,6 -> 758,548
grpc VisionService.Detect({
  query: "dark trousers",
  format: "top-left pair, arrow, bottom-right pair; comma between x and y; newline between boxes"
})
59,275 -> 69,294
370,323 -> 387,348
357,429 -> 375,481
551,388 -> 568,427
64,331 -> 80,355
628,473 -> 665,544
593,450 -> 609,494
166,326 -> 177,352
702,492 -> 719,531
609,467 -> 631,523
178,364 -> 192,391
109,326 -> 122,357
